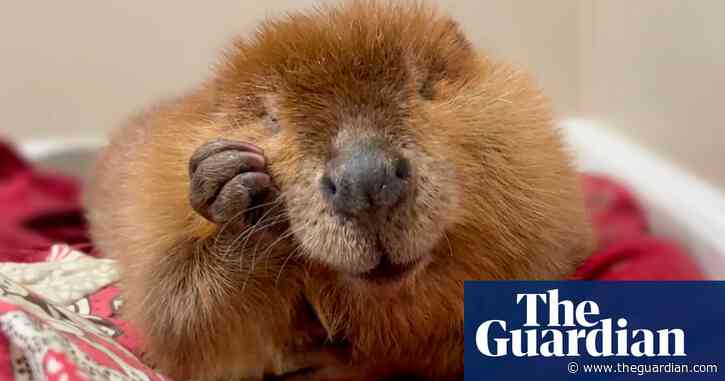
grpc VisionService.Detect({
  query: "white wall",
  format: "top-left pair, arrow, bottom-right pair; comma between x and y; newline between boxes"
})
0,1 -> 579,142
578,0 -> 725,189
1,1 -> 723,190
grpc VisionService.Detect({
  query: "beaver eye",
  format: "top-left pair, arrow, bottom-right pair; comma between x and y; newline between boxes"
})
418,75 -> 435,100
263,112 -> 281,132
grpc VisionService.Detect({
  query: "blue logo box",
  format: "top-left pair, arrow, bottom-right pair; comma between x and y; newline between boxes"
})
464,281 -> 725,380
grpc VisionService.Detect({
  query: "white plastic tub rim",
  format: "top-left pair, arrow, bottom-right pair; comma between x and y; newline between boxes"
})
562,119 -> 725,279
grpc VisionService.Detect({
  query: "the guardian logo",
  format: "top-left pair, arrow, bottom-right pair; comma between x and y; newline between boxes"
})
475,289 -> 687,358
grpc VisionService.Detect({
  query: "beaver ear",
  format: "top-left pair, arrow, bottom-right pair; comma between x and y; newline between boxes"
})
417,19 -> 475,100
431,19 -> 476,76
440,19 -> 474,55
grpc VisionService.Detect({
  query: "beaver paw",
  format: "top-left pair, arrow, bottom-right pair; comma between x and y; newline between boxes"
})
189,138 -> 272,225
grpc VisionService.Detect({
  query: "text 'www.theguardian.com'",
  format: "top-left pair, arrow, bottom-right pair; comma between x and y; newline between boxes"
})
568,361 -> 719,376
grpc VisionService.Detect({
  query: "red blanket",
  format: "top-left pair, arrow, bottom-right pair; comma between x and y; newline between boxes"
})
0,141 -> 704,380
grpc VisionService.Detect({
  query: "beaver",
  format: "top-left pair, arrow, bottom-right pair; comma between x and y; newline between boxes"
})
85,1 -> 594,380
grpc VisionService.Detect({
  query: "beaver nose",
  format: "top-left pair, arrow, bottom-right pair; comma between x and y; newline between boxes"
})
321,147 -> 411,218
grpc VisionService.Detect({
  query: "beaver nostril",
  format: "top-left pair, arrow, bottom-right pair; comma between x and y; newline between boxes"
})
395,157 -> 411,180
321,175 -> 337,196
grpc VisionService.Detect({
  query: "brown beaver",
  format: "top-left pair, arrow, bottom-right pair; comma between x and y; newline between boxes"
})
85,1 -> 594,380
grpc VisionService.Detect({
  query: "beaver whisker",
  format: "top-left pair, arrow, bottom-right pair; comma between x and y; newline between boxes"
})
212,190 -> 287,249
275,243 -> 305,287
227,205 -> 287,259
242,221 -> 310,292
217,199 -> 287,259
